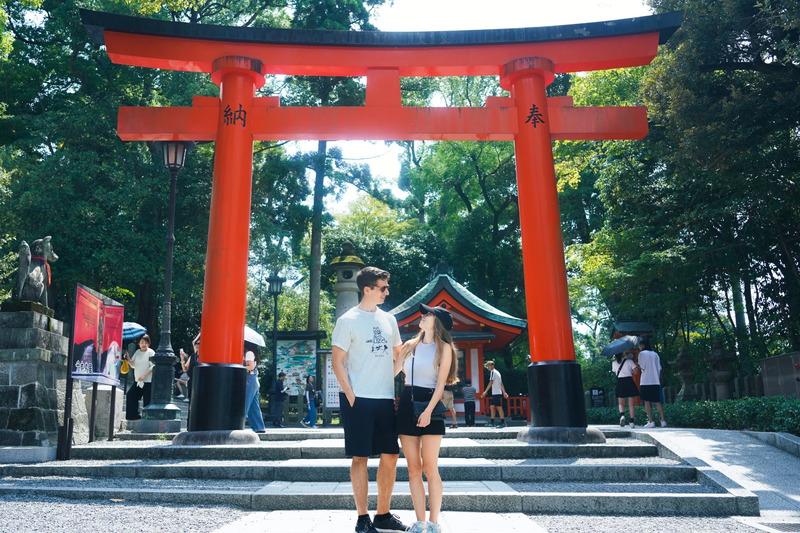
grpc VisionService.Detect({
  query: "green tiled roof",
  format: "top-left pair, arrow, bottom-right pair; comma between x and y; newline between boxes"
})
390,274 -> 526,330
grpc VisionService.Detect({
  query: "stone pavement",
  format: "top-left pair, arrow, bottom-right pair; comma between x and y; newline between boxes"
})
633,427 -> 800,532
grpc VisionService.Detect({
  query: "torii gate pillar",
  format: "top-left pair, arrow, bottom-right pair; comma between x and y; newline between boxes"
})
186,57 -> 264,437
503,58 -> 603,443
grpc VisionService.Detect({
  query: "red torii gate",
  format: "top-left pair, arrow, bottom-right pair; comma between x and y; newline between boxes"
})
82,9 -> 680,441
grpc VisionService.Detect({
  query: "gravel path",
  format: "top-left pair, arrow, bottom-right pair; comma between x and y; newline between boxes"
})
0,495 -> 246,533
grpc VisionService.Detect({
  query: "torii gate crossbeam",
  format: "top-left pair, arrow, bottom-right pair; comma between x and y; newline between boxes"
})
81,9 -> 680,442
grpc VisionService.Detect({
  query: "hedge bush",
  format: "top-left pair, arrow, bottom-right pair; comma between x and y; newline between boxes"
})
586,396 -> 800,436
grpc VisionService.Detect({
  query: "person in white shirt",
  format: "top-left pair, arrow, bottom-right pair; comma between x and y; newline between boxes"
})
331,266 -> 407,533
480,360 -> 509,428
125,334 -> 154,421
638,339 -> 667,428
612,351 -> 639,428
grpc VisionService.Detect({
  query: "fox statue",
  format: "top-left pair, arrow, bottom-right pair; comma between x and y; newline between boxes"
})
16,236 -> 58,309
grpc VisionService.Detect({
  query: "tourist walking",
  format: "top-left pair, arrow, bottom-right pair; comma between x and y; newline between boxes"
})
461,380 -> 477,427
638,339 -> 667,428
125,335 -> 154,421
480,360 -> 509,428
301,375 -> 318,428
269,372 -> 288,428
613,351 -> 639,428
331,266 -> 408,533
395,303 -> 458,533
244,351 -> 266,433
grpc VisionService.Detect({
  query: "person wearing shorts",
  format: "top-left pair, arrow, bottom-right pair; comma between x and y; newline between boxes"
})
638,339 -> 667,428
332,266 -> 408,533
613,352 -> 639,428
480,360 -> 508,428
395,304 -> 458,533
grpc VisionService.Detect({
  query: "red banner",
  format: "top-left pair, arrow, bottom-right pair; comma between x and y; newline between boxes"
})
71,285 -> 124,385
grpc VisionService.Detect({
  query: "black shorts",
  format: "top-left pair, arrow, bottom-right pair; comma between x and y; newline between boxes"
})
491,394 -> 503,407
339,393 -> 399,458
640,384 -> 662,403
396,386 -> 446,437
616,377 -> 639,398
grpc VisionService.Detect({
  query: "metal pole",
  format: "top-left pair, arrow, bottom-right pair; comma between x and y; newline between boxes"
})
143,167 -> 180,424
272,292 -> 279,390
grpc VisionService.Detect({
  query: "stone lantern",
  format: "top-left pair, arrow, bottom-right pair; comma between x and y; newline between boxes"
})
330,241 -> 365,319
709,340 -> 736,401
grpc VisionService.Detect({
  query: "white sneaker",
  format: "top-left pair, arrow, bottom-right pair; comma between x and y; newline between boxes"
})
644,421 -> 655,428
628,422 -> 635,429
427,522 -> 441,533
409,521 -> 427,533
660,420 -> 668,428
619,414 -> 626,427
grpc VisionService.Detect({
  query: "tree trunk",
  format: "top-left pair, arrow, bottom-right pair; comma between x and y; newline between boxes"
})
730,273 -> 751,371
136,280 -> 157,336
743,276 -> 765,360
307,140 -> 327,331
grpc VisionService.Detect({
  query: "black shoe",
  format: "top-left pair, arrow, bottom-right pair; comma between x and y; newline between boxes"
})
355,517 -> 378,533
372,513 -> 408,532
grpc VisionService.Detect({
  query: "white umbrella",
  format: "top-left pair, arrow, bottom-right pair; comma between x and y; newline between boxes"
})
244,325 -> 266,347
193,325 -> 267,347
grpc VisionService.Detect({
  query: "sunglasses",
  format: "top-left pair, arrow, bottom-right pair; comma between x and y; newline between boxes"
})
371,284 -> 390,293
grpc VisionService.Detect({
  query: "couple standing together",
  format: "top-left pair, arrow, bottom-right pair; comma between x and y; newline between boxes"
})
332,266 -> 458,533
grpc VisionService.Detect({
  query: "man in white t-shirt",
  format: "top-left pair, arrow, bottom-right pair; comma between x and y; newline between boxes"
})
480,360 -> 509,428
638,339 -> 667,428
332,266 -> 407,533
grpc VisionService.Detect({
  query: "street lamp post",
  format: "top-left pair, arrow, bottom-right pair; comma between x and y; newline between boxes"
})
141,141 -> 192,431
267,271 -> 285,402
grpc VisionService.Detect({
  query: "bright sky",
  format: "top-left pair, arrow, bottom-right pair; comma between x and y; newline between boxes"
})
299,0 -> 653,214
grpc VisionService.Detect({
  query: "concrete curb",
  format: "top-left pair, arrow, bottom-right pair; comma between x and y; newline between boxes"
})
0,485 -> 751,516
744,430 -> 800,459
0,462 -> 697,483
0,446 -> 56,463
66,442 -> 659,461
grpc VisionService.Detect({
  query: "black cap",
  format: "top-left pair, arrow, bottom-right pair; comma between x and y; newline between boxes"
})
420,304 -> 453,331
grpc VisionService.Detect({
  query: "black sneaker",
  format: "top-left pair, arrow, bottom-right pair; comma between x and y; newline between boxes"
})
355,517 -> 377,533
373,513 -> 409,532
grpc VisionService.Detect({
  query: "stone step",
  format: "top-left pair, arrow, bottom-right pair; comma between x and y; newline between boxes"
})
113,427 -> 633,441
69,438 -> 659,461
0,478 -> 759,516
0,457 -> 695,483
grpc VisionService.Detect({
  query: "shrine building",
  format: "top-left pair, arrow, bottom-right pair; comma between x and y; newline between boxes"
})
390,271 -> 526,418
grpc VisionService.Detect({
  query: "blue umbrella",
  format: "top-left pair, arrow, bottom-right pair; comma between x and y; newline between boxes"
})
601,335 -> 639,357
122,322 -> 147,341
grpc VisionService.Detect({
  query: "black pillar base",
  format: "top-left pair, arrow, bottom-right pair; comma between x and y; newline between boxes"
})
186,363 -> 247,432
522,360 -> 606,444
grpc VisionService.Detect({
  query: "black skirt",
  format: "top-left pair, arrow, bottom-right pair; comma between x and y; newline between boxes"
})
396,386 -> 446,437
616,376 -> 639,398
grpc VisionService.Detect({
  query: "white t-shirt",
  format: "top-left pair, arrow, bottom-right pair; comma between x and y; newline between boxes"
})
489,368 -> 503,395
638,350 -> 662,386
612,358 -> 635,379
131,348 -> 155,383
403,341 -> 438,389
332,305 -> 402,399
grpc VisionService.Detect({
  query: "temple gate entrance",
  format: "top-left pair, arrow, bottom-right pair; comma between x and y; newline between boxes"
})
81,9 -> 680,441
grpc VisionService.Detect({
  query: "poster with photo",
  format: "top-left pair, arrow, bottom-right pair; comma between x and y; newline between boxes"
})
276,339 -> 316,396
70,284 -> 123,386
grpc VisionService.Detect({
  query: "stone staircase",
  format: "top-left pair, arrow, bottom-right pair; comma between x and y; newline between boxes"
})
0,427 -> 760,516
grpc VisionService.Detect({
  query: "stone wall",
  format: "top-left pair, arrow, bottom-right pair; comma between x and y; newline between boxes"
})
0,310 -> 88,446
